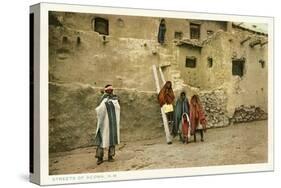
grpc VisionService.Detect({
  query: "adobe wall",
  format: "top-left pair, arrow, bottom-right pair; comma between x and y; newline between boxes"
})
48,12 -> 268,152
49,83 -> 163,153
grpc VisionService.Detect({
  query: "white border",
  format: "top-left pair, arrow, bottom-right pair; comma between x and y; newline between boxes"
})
38,2 -> 274,185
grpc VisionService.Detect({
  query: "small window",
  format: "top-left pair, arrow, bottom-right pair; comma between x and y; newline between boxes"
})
259,60 -> 265,68
190,23 -> 200,40
207,57 -> 213,68
232,59 -> 245,77
186,57 -> 197,68
76,36 -> 81,45
93,17 -> 109,35
62,36 -> 68,44
174,31 -> 183,40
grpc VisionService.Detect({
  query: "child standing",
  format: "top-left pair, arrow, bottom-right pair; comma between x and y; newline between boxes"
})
181,113 -> 191,144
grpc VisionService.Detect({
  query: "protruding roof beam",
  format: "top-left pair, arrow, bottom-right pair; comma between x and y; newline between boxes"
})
260,41 -> 268,47
249,39 -> 261,48
240,36 -> 251,45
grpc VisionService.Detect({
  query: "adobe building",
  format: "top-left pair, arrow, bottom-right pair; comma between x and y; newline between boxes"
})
48,12 -> 268,152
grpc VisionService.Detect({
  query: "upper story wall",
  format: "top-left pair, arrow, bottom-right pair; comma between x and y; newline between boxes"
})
49,11 -> 230,91
50,12 -> 228,42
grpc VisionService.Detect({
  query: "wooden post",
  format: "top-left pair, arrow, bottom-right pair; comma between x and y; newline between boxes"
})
159,66 -> 166,85
152,65 -> 172,144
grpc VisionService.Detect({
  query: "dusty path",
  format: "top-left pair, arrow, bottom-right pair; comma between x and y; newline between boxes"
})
49,120 -> 268,175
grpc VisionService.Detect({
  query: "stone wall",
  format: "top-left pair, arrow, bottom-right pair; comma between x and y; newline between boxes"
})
197,88 -> 268,128
231,105 -> 268,123
199,89 -> 229,128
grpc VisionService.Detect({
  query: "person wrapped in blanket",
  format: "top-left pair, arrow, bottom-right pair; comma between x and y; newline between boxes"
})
190,95 -> 207,142
94,84 -> 120,165
158,18 -> 166,45
174,91 -> 191,142
158,81 -> 175,135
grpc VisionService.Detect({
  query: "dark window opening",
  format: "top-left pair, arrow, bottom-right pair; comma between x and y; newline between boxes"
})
174,31 -> 183,40
207,57 -> 213,68
259,60 -> 265,68
62,36 -> 68,44
186,57 -> 197,68
77,37 -> 81,45
190,23 -> 200,40
232,59 -> 245,77
94,17 -> 109,35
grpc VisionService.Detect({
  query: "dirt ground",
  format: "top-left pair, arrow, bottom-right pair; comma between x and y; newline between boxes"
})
49,120 -> 268,175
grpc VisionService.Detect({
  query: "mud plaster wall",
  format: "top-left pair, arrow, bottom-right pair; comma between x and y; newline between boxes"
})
178,46 -> 202,87
199,31 -> 226,89
49,83 -> 163,153
49,26 -> 160,91
178,30 -> 267,117
221,29 -> 268,116
49,12 -> 229,91
198,21 -> 227,41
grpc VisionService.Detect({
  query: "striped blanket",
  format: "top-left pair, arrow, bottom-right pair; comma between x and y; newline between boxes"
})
94,97 -> 120,148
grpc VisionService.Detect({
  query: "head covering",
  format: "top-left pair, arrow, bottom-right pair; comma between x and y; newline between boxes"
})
104,84 -> 113,93
158,81 -> 175,107
190,95 -> 207,133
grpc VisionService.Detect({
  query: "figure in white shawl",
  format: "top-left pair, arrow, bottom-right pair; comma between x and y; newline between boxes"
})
94,84 -> 120,165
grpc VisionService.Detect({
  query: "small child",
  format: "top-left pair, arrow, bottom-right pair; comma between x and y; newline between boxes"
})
181,113 -> 191,144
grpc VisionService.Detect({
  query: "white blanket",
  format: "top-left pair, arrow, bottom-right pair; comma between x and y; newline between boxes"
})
95,98 -> 120,148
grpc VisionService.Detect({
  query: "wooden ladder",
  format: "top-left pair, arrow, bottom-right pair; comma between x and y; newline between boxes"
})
152,65 -> 172,144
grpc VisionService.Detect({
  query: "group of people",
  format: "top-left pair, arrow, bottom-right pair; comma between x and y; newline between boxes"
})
93,82 -> 207,165
158,81 -> 207,144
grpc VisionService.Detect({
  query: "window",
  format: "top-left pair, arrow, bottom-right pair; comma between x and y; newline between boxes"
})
77,36 -> 81,45
93,17 -> 109,35
259,60 -> 265,68
174,31 -> 183,40
185,57 -> 197,68
232,59 -> 245,77
190,23 -> 200,40
62,36 -> 68,44
207,57 -> 213,68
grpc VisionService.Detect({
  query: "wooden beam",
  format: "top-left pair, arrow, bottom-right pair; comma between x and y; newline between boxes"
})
261,41 -> 268,47
249,39 -> 261,48
158,66 -> 166,86
152,65 -> 172,144
240,36 -> 251,45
